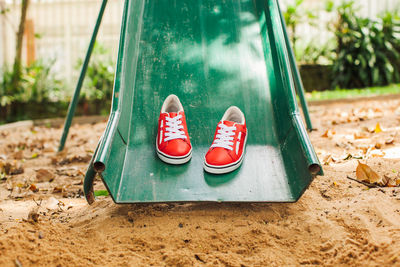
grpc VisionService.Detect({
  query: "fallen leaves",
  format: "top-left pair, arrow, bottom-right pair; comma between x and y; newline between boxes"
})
35,169 -> 55,183
355,161 -> 400,187
0,160 -> 24,175
356,161 -> 381,184
322,129 -> 336,138
12,150 -> 24,160
327,107 -> 384,125
52,186 -> 65,193
29,184 -> 39,193
322,154 -> 333,165
55,167 -> 85,177
51,152 -> 92,166
385,136 -> 395,145
354,131 -> 369,140
374,123 -> 383,133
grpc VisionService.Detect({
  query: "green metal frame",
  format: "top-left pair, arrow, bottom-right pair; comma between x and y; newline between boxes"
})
81,0 -> 322,204
58,0 -> 108,152
278,3 -> 313,131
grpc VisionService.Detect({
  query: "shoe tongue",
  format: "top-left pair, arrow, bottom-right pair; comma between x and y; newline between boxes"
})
221,120 -> 235,127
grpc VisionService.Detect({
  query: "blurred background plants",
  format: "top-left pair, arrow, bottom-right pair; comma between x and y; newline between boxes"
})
0,0 -> 399,124
79,42 -> 114,103
283,0 -> 319,60
77,42 -> 114,116
327,0 -> 400,88
0,60 -> 66,123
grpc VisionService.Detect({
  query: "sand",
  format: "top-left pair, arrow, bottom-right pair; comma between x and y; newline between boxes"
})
0,96 -> 400,266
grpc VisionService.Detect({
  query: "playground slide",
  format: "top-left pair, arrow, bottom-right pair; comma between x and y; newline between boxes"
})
84,0 -> 322,204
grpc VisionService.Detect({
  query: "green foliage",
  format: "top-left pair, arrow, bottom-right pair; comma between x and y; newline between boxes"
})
94,190 -> 109,197
283,0 -> 333,64
0,6 -> 10,15
329,1 -> 400,88
1,41 -> 115,124
0,67 -> 12,106
0,60 -> 64,107
307,84 -> 400,101
296,40 -> 336,65
283,0 -> 317,57
78,42 -> 114,101
0,61 -> 68,124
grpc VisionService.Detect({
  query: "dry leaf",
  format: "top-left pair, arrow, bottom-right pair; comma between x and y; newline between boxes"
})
322,154 -> 333,165
1,161 -> 24,175
322,129 -> 336,138
354,132 -> 369,140
52,186 -> 64,193
365,146 -> 375,158
375,142 -> 383,149
357,145 -> 370,154
374,123 -> 383,133
35,169 -> 55,183
385,136 -> 395,145
381,175 -> 390,187
12,150 -> 23,160
29,184 -> 39,192
43,146 -> 55,153
9,186 -> 29,199
356,161 -> 381,184
387,178 -> 397,188
370,150 -> 385,158
361,126 -> 370,132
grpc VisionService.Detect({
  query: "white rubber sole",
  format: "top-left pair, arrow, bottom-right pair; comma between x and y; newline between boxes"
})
203,132 -> 247,174
156,137 -> 192,165
157,149 -> 192,165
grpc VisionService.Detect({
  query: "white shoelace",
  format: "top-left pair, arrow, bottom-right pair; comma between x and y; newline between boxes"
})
163,115 -> 187,142
211,123 -> 236,151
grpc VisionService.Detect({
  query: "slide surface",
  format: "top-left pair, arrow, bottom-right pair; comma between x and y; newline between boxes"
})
85,0 -> 322,203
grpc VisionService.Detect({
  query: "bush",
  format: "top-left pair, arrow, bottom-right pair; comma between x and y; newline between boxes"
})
329,1 -> 400,88
77,42 -> 114,115
0,67 -> 13,107
283,0 -> 317,58
0,60 -> 66,123
0,42 -> 115,124
0,60 -> 64,106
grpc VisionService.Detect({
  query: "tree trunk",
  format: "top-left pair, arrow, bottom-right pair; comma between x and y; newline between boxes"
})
11,0 -> 30,91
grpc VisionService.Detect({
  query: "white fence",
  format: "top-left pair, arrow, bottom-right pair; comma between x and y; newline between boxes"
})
1,0 -> 124,85
0,0 -> 398,83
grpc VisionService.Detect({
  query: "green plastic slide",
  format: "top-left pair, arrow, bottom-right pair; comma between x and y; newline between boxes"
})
83,0 -> 322,204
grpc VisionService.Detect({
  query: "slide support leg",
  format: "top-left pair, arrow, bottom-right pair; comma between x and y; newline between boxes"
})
59,0 -> 108,151
277,1 -> 313,131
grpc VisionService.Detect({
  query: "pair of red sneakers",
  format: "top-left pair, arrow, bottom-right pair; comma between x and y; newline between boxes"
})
156,95 -> 247,174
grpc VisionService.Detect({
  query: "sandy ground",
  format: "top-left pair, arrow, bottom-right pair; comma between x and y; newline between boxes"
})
0,97 -> 400,266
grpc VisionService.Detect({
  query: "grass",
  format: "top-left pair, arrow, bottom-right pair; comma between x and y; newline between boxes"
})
94,190 -> 109,197
306,84 -> 400,101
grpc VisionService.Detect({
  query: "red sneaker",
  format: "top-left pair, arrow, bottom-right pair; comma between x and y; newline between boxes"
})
204,106 -> 247,174
156,95 -> 192,164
